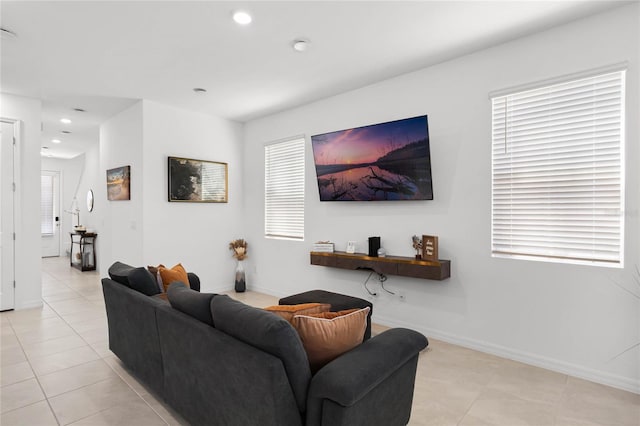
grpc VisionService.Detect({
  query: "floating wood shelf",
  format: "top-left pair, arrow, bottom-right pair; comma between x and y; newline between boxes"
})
310,251 -> 450,281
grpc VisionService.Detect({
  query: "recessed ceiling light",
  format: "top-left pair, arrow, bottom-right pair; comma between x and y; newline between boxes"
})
233,11 -> 252,25
292,39 -> 310,52
73,108 -> 86,112
51,139 -> 61,144
193,88 -> 207,94
42,146 -> 49,150
60,118 -> 72,124
61,130 -> 71,134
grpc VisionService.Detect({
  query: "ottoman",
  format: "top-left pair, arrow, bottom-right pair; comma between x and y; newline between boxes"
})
279,290 -> 373,340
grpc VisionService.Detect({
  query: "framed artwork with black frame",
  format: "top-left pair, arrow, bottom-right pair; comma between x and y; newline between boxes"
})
168,156 -> 228,203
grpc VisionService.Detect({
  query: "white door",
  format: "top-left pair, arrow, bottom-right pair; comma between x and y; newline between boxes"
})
41,170 -> 60,257
1,120 -> 16,311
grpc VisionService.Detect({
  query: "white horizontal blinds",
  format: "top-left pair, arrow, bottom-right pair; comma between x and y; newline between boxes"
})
41,174 -> 54,235
491,70 -> 624,265
265,137 -> 305,240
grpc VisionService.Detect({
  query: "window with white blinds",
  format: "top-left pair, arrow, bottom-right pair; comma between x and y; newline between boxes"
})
265,137 -> 305,240
41,174 -> 54,235
491,69 -> 625,267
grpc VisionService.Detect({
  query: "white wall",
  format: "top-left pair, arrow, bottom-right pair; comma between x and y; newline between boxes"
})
243,4 -> 640,392
98,102 -> 144,273
78,143 -> 101,235
140,100 -> 244,291
41,155 -> 85,255
97,100 -> 244,288
1,93 -> 43,309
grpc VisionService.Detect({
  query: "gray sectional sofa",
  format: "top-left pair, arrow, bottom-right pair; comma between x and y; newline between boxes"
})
102,262 -> 428,426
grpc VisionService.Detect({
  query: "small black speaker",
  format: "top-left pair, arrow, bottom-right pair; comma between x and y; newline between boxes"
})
368,236 -> 381,257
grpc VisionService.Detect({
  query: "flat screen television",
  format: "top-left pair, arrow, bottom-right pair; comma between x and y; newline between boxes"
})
311,115 -> 433,201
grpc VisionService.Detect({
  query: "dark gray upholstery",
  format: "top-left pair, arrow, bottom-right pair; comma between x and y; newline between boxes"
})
211,295 -> 312,413
108,261 -> 134,286
128,267 -> 161,296
102,261 -> 427,426
157,304 -> 302,426
187,272 -> 201,292
306,328 -> 427,426
279,290 -> 374,340
167,282 -> 215,326
101,278 -> 165,395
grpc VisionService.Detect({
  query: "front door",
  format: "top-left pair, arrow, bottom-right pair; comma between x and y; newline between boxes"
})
1,120 -> 16,311
41,170 -> 60,257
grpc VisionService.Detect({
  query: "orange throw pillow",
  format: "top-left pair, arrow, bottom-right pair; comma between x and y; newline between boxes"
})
292,307 -> 370,372
158,263 -> 190,292
264,303 -> 331,323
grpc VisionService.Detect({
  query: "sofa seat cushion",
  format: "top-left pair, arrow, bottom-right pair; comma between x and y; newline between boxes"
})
292,307 -> 370,373
264,303 -> 331,323
211,295 -> 311,413
167,282 -> 216,326
158,264 -> 190,291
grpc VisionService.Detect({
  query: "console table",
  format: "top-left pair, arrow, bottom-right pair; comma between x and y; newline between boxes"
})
70,232 -> 97,271
310,251 -> 450,281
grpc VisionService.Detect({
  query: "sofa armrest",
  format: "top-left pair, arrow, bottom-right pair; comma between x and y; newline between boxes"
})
306,328 -> 427,426
187,272 -> 200,292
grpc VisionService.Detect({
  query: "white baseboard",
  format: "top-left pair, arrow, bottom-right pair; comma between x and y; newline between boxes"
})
374,313 -> 640,395
15,299 -> 44,310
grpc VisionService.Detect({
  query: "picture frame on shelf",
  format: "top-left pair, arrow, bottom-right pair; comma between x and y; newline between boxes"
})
422,235 -> 439,261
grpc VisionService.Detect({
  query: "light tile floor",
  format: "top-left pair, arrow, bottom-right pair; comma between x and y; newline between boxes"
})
1,257 -> 638,425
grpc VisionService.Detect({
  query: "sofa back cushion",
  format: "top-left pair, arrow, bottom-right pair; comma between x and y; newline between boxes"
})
211,295 -> 311,413
108,261 -> 135,286
167,282 -> 216,326
128,267 -> 162,296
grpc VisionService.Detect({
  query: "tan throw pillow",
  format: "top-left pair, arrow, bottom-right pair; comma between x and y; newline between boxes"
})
147,264 -> 165,293
292,306 -> 370,372
264,303 -> 331,323
158,263 -> 190,292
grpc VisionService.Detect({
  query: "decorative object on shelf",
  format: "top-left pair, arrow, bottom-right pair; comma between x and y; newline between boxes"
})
377,248 -> 387,258
229,239 -> 248,292
107,165 -> 131,201
86,189 -> 94,212
412,235 -> 423,259
65,197 -> 81,228
313,241 -> 334,253
422,235 -> 439,261
168,156 -> 228,203
346,241 -> 356,254
368,236 -> 381,257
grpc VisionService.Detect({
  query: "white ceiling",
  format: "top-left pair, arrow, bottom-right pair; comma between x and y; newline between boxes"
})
0,0 -> 631,159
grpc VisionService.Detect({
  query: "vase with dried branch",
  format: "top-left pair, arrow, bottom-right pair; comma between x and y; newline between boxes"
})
229,239 -> 248,292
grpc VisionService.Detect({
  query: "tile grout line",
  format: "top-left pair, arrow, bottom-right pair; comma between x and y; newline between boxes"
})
2,310 -> 63,425
46,260 -> 171,425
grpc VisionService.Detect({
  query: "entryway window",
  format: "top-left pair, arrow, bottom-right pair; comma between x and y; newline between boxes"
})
264,136 -> 305,240
491,68 -> 625,267
41,174 -> 54,235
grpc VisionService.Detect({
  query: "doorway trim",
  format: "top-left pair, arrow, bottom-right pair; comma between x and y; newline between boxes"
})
1,118 -> 20,311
